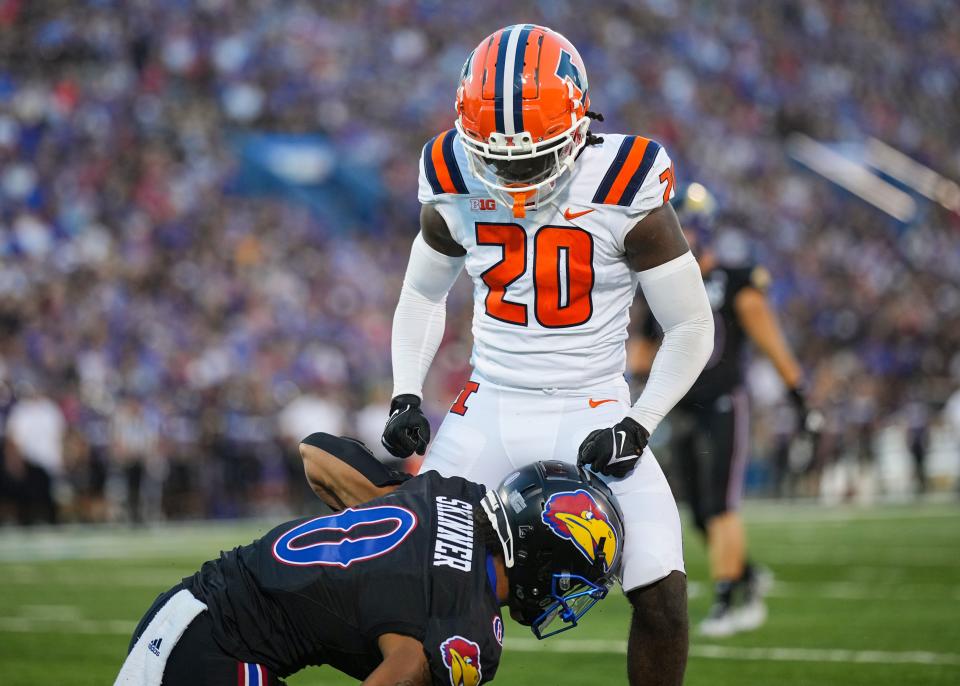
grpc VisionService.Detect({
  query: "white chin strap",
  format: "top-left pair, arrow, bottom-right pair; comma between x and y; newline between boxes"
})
457,117 -> 590,213
463,149 -> 574,216
481,490 -> 515,568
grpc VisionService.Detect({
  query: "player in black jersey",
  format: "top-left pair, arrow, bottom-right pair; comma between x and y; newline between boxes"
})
116,434 -> 624,686
632,183 -> 816,637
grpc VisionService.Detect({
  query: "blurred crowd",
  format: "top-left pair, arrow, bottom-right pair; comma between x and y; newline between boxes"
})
0,0 -> 958,524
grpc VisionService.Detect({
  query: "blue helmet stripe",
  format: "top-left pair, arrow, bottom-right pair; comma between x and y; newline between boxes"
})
512,24 -> 533,135
493,28 -> 512,134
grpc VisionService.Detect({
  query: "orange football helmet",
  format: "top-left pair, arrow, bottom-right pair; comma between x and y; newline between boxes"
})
455,25 -> 592,216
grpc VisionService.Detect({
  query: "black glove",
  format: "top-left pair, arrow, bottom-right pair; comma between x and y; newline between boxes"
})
788,387 -> 807,414
577,416 -> 650,478
381,394 -> 431,458
789,388 -> 823,435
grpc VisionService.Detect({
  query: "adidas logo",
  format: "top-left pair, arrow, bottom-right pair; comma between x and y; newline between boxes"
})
148,637 -> 162,657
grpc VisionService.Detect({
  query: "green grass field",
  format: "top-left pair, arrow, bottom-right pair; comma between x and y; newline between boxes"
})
1,502 -> 958,685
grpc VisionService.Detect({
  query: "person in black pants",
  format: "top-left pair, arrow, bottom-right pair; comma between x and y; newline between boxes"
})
632,183 -> 818,637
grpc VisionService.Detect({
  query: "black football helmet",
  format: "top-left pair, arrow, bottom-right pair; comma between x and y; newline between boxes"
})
671,181 -> 716,254
481,461 -> 625,639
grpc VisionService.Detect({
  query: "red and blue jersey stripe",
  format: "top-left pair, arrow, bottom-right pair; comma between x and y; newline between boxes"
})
238,662 -> 268,686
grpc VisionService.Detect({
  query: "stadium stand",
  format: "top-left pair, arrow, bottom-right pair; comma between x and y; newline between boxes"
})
0,0 -> 957,521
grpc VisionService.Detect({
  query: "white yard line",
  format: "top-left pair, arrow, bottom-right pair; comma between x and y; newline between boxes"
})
735,549 -> 960,567
0,523 -> 267,563
690,644 -> 960,667
0,538 -> 231,563
685,580 -> 960,602
0,616 -> 134,635
768,580 -> 960,601
5,567 -> 959,602
2,613 -> 958,668
506,638 -> 960,666
0,505 -> 956,562
3,568 -> 179,586
740,504 -> 959,525
4,538 -> 956,566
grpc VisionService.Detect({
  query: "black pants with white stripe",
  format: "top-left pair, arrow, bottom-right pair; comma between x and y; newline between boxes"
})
129,585 -> 281,686
669,388 -> 750,535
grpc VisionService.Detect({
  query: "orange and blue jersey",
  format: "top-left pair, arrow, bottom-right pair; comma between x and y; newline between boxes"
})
416,131 -> 677,390
592,136 -> 663,206
422,129 -> 469,196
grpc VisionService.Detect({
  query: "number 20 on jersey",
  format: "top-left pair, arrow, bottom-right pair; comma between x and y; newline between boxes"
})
477,222 -> 595,328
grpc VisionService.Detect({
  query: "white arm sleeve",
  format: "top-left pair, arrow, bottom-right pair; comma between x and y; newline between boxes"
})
391,233 -> 466,398
628,251 -> 714,434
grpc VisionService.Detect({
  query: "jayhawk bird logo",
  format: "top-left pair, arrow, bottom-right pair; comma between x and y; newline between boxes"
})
542,490 -> 618,572
440,635 -> 482,686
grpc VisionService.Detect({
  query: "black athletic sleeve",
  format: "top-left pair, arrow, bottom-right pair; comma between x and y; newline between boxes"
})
300,433 -> 412,487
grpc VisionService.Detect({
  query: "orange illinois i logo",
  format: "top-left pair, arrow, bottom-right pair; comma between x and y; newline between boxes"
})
450,381 -> 480,416
440,635 -> 482,686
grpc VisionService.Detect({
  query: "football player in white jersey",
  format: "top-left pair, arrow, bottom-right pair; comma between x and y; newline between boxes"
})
381,25 -> 714,686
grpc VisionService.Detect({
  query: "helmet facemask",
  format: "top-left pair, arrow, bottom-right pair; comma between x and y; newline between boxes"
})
457,115 -> 591,217
454,25 -> 593,217
529,573 -> 610,639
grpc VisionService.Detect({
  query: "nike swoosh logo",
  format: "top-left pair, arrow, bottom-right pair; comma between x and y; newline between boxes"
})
616,430 -> 627,455
588,398 -> 617,408
564,207 -> 595,221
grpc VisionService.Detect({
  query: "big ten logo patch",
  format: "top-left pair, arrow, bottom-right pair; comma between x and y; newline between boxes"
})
471,198 -> 497,211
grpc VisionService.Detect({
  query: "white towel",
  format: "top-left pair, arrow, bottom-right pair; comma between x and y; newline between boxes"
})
114,589 -> 208,686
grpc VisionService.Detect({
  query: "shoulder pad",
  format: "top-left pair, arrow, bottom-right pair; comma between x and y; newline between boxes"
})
591,136 -> 667,207
421,129 -> 470,196
749,265 -> 772,292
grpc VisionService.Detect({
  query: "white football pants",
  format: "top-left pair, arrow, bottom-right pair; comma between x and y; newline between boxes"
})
419,371 -> 685,592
